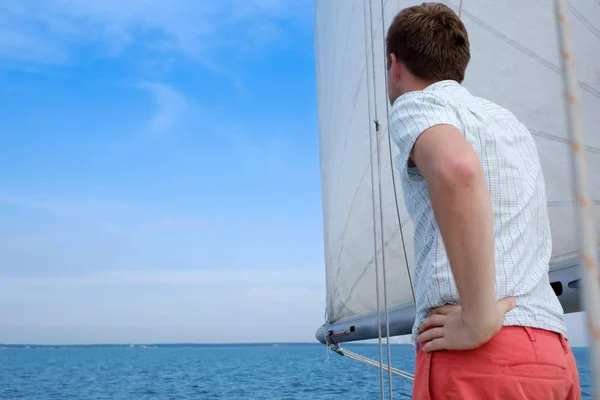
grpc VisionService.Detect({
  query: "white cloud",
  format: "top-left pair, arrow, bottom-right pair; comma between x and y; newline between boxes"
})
0,268 -> 325,344
1,190 -> 588,346
135,81 -> 189,133
138,217 -> 208,232
0,265 -> 589,346
0,192 -> 326,345
0,0 -> 312,67
0,192 -> 130,218
0,268 -> 324,289
0,26 -> 66,64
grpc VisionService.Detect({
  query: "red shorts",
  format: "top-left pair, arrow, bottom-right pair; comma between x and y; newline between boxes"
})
413,326 -> 581,399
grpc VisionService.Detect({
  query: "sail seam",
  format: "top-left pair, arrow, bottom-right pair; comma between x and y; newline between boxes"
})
334,226 -> 416,322
331,7 -> 370,318
568,3 -> 600,42
457,4 -> 600,100
332,0 -> 361,215
548,200 -> 600,206
530,129 -> 600,155
336,228 -> 399,315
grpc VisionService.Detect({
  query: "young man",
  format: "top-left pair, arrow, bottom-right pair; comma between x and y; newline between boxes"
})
385,3 -> 580,399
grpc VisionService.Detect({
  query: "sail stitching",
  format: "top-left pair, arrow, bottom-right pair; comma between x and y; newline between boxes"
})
335,224 -> 415,321
530,129 -> 600,155
332,8 -> 370,302
332,0 -> 362,214
330,4 -> 383,319
332,163 -> 370,295
568,3 -> 600,42
458,5 -> 600,100
548,200 -> 600,206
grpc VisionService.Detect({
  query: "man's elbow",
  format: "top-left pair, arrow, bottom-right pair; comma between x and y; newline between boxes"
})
433,152 -> 483,191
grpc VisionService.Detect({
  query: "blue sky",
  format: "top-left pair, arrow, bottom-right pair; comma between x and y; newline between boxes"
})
0,0 -> 588,346
0,0 -> 325,344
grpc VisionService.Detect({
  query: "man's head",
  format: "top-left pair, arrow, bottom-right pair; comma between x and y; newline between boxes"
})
386,2 -> 470,104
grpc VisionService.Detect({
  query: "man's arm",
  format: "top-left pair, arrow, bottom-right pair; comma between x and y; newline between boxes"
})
411,123 -> 498,329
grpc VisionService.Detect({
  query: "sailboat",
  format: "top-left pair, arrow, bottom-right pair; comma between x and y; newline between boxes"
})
313,0 -> 600,396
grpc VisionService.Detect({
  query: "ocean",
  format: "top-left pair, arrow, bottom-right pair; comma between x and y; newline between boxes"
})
0,344 -> 592,399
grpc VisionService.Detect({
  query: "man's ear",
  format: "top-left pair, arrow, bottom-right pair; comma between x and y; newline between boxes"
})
389,53 -> 401,82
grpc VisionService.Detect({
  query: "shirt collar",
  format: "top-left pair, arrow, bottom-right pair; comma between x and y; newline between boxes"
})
423,79 -> 461,92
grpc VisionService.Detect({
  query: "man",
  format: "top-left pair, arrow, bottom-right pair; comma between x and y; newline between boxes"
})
385,3 -> 580,399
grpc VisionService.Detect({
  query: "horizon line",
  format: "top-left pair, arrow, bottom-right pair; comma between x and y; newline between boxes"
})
0,341 -> 389,347
0,342 -> 591,349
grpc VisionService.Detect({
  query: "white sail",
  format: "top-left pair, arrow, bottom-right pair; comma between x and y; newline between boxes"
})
315,0 -> 600,340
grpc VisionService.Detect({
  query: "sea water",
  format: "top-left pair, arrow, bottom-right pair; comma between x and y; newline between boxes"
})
0,344 -> 592,399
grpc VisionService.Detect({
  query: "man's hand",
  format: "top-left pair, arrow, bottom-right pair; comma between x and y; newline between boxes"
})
416,297 -> 517,352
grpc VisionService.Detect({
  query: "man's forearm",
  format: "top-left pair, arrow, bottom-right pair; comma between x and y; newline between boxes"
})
427,156 -> 497,322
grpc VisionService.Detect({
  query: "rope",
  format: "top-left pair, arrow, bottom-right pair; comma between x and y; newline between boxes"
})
375,119 -> 395,398
381,0 -> 416,307
333,345 -> 415,381
363,0 -> 386,398
369,0 -> 394,397
385,2 -> 416,305
554,0 -> 600,393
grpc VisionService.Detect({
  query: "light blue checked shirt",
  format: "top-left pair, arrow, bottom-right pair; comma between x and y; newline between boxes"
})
389,80 -> 567,344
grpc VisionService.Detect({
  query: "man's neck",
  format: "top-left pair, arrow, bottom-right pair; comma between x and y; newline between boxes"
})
401,78 -> 443,95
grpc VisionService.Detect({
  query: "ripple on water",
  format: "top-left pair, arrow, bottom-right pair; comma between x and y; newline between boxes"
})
0,344 -> 592,399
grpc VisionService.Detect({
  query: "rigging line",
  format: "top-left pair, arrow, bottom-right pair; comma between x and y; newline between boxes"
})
333,346 -> 415,381
382,0 -> 415,305
369,0 -> 393,400
363,0 -> 386,398
376,1 -> 396,399
555,0 -> 600,392
376,120 -> 395,400
458,0 -> 464,18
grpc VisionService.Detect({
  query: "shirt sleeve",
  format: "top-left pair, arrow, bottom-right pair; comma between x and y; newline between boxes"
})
389,92 -> 462,177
